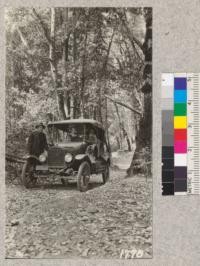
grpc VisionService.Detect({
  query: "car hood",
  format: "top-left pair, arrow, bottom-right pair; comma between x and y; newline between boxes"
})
50,142 -> 87,154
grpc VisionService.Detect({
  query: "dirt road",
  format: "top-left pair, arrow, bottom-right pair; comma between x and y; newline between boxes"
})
6,169 -> 152,259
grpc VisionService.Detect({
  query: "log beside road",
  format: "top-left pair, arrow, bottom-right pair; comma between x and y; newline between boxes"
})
6,154 -> 25,164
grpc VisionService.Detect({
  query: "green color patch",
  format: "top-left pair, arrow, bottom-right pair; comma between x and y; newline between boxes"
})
174,103 -> 187,116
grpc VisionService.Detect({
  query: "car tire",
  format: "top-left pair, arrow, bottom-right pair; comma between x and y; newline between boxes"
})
77,161 -> 90,192
102,164 -> 110,184
21,161 -> 36,188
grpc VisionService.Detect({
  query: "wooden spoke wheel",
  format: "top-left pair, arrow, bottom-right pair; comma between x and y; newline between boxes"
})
77,161 -> 91,192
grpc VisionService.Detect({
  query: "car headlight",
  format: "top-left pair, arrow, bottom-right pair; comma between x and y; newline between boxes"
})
39,154 -> 47,163
65,153 -> 73,163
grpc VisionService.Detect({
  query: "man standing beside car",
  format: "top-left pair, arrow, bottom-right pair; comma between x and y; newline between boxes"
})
27,122 -> 48,157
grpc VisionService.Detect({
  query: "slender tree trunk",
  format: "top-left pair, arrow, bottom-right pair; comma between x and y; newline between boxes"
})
80,31 -> 88,118
62,8 -> 71,119
97,80 -> 102,122
72,19 -> 77,118
126,137 -> 132,151
93,107 -> 97,120
99,29 -> 115,124
114,103 -> 123,150
8,36 -> 15,134
105,97 -> 111,151
123,128 -> 132,151
116,137 -> 120,150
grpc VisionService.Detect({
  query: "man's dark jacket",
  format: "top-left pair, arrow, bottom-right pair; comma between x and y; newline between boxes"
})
27,131 -> 48,156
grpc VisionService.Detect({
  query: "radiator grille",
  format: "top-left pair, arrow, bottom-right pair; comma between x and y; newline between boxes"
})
48,148 -> 65,168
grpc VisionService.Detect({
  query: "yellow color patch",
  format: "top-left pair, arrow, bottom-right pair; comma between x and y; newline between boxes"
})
174,116 -> 187,128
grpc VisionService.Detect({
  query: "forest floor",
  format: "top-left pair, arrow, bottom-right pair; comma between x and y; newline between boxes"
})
5,151 -> 152,259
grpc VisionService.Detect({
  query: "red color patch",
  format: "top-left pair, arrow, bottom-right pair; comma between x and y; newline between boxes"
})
174,129 -> 187,141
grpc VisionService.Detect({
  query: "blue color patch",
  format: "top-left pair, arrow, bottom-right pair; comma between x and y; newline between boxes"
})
174,77 -> 187,90
174,90 -> 187,103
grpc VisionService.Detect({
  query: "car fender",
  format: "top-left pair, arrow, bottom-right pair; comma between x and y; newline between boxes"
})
75,154 -> 88,160
74,154 -> 92,165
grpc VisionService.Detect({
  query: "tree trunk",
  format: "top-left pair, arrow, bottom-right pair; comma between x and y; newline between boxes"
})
99,29 -> 115,123
32,7 -> 67,119
80,31 -> 88,118
122,128 -> 132,151
49,8 -> 67,120
62,8 -> 72,119
72,20 -> 78,118
114,103 -> 123,149
116,137 -> 121,150
105,97 -> 111,151
127,8 -> 152,176
97,80 -> 102,123
126,137 -> 132,152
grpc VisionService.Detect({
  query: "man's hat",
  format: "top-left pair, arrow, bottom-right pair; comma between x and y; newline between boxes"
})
35,122 -> 46,129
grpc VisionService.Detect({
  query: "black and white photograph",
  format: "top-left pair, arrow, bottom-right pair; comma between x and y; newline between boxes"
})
5,7 -> 152,259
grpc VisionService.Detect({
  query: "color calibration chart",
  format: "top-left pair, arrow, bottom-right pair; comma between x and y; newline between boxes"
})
162,73 -> 200,195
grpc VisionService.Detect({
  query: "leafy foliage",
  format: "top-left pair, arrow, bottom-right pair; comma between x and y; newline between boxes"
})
5,7 -> 150,155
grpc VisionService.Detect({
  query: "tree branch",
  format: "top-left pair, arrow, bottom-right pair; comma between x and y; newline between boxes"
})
117,10 -> 144,53
103,29 -> 115,71
105,94 -> 142,115
32,8 -> 53,46
15,26 -> 29,47
6,153 -> 25,164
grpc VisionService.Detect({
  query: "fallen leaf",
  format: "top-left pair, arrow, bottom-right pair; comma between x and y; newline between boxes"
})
82,248 -> 90,257
11,220 -> 19,226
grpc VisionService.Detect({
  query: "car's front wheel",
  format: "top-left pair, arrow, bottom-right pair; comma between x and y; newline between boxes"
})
77,161 -> 90,192
102,164 -> 110,184
21,161 -> 37,188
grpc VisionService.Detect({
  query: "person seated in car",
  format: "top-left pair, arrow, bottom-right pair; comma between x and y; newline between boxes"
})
87,128 -> 99,159
88,128 -> 97,144
70,127 -> 80,142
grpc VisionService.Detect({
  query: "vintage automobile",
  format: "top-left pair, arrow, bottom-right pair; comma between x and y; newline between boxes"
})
22,119 -> 111,192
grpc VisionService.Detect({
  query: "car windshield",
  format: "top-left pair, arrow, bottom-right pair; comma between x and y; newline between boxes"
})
48,124 -> 84,144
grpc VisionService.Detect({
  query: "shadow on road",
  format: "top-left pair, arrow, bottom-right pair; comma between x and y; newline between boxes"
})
29,181 -> 104,191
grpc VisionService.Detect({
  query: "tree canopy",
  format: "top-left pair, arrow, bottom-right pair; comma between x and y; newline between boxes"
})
6,7 -> 152,159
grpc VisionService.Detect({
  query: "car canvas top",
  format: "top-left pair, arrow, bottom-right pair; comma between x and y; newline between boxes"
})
48,119 -> 104,130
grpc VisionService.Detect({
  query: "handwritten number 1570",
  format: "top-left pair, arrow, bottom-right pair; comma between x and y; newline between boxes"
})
120,248 -> 144,259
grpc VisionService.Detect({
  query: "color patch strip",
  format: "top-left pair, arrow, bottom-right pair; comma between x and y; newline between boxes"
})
174,90 -> 187,102
174,140 -> 187,153
174,75 -> 187,195
174,103 -> 186,116
162,73 -> 200,195
162,146 -> 174,158
161,98 -> 173,110
174,77 -> 187,90
174,167 -> 187,179
162,74 -> 174,195
174,116 -> 187,128
162,170 -> 174,182
174,129 -> 187,140
174,179 -> 187,192
174,154 -> 187,166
